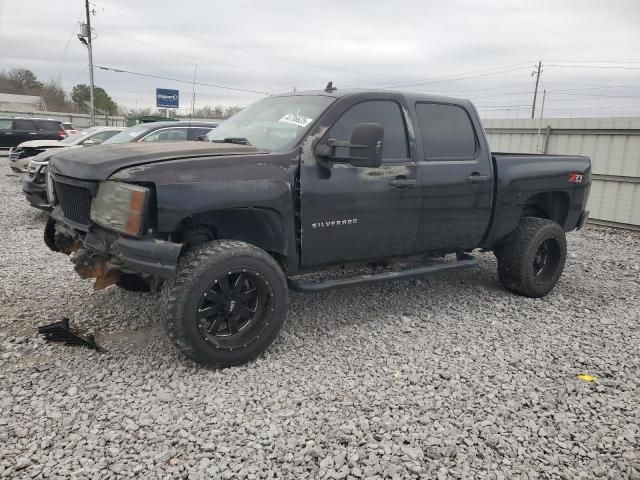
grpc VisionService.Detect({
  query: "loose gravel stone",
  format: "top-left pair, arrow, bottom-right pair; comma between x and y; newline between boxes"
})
0,167 -> 638,478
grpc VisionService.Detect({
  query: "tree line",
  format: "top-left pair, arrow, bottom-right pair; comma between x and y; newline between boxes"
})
0,68 -> 118,114
1,68 -> 244,119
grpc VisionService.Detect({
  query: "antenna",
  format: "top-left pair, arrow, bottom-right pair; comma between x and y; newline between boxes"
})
324,81 -> 336,92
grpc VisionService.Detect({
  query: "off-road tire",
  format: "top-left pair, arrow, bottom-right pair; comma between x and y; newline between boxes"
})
44,217 -> 59,252
116,273 -> 151,292
160,240 -> 288,368
495,217 -> 567,298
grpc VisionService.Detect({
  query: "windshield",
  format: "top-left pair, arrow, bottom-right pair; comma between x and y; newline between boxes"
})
206,95 -> 334,151
59,127 -> 100,145
102,123 -> 153,144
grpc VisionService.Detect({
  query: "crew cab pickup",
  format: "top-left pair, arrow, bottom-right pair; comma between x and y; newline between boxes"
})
44,87 -> 591,367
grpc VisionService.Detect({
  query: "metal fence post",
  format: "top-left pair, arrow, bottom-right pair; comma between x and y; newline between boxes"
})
543,126 -> 551,154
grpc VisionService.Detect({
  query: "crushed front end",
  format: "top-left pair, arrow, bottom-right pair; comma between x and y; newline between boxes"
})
45,169 -> 182,289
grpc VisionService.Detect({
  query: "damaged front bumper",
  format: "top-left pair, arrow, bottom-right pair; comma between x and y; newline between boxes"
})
47,211 -> 183,288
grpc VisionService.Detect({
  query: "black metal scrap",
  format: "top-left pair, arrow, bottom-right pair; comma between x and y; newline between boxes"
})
37,317 -> 100,351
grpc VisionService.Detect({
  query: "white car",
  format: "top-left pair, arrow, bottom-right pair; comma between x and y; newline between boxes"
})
9,126 -> 124,173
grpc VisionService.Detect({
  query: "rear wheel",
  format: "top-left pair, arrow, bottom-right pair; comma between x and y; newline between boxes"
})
161,240 -> 288,368
495,217 -> 567,298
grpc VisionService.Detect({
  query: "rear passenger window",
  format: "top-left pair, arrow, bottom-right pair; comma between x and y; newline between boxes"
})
36,120 -> 60,131
0,119 -> 12,129
14,119 -> 36,130
328,100 -> 409,160
415,103 -> 477,159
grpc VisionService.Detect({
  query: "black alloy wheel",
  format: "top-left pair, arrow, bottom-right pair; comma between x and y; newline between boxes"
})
196,268 -> 274,351
532,238 -> 562,282
495,217 -> 567,298
161,240 -> 288,368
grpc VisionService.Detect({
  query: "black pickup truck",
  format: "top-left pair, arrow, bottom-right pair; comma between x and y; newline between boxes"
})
44,87 -> 591,367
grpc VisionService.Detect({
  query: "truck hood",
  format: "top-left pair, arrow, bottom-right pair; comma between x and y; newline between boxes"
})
17,140 -> 64,149
49,141 -> 267,180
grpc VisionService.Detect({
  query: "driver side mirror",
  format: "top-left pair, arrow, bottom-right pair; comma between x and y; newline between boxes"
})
316,123 -> 383,168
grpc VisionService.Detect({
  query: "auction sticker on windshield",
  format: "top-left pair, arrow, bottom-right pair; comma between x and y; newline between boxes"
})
279,113 -> 313,128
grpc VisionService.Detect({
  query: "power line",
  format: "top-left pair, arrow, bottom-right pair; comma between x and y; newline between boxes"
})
95,65 -> 271,95
96,28 -> 304,84
546,64 -> 640,70
350,61 -> 537,89
89,1 -> 415,80
545,59 -> 640,64
54,12 -> 84,77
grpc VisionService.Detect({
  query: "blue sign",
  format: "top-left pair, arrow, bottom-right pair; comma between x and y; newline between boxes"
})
156,88 -> 179,108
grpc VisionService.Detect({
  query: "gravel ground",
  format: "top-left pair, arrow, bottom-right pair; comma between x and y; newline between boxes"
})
0,167 -> 639,480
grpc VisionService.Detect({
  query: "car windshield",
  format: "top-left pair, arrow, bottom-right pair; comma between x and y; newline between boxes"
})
102,123 -> 154,144
206,95 -> 334,151
59,127 -> 100,145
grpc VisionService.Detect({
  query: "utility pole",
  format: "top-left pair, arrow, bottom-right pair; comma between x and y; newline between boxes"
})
531,61 -> 542,119
84,0 -> 96,126
190,64 -> 198,119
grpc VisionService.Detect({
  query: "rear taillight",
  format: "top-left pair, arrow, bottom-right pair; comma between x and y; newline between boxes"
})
57,129 -> 67,138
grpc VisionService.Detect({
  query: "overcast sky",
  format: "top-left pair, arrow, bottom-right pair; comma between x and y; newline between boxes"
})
1,0 -> 639,117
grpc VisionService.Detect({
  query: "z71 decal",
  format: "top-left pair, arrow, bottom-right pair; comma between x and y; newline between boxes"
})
568,173 -> 584,184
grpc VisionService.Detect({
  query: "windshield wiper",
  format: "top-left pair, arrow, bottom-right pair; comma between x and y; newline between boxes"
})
211,137 -> 252,146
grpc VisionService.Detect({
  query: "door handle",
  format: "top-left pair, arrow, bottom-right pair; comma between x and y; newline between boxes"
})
465,173 -> 490,184
389,177 -> 417,188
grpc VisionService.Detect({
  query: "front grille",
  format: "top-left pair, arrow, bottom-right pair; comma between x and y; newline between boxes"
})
54,181 -> 92,225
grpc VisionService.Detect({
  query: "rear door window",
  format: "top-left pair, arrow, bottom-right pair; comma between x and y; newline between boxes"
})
35,120 -> 60,131
327,100 -> 409,161
14,119 -> 36,130
0,119 -> 12,130
415,103 -> 477,159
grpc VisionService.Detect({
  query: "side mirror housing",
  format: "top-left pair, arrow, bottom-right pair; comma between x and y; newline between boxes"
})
316,123 -> 383,168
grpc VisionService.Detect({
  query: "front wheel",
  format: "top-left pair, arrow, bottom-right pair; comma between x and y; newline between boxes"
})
160,240 -> 288,368
495,217 -> 567,298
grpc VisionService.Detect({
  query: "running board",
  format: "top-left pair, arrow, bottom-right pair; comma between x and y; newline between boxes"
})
287,254 -> 478,293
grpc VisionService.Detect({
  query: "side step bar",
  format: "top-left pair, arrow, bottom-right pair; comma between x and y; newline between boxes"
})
288,254 -> 478,293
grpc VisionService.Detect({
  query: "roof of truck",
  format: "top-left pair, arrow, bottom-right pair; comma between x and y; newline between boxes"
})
272,88 -> 474,107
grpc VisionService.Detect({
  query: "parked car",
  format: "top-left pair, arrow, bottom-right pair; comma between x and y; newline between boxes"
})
62,122 -> 79,135
24,122 -> 217,212
43,89 -> 590,368
100,120 -> 219,145
1,118 -> 67,154
11,126 -> 123,173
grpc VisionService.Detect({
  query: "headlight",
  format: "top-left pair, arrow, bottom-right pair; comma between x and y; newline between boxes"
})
46,169 -> 55,204
90,181 -> 149,237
